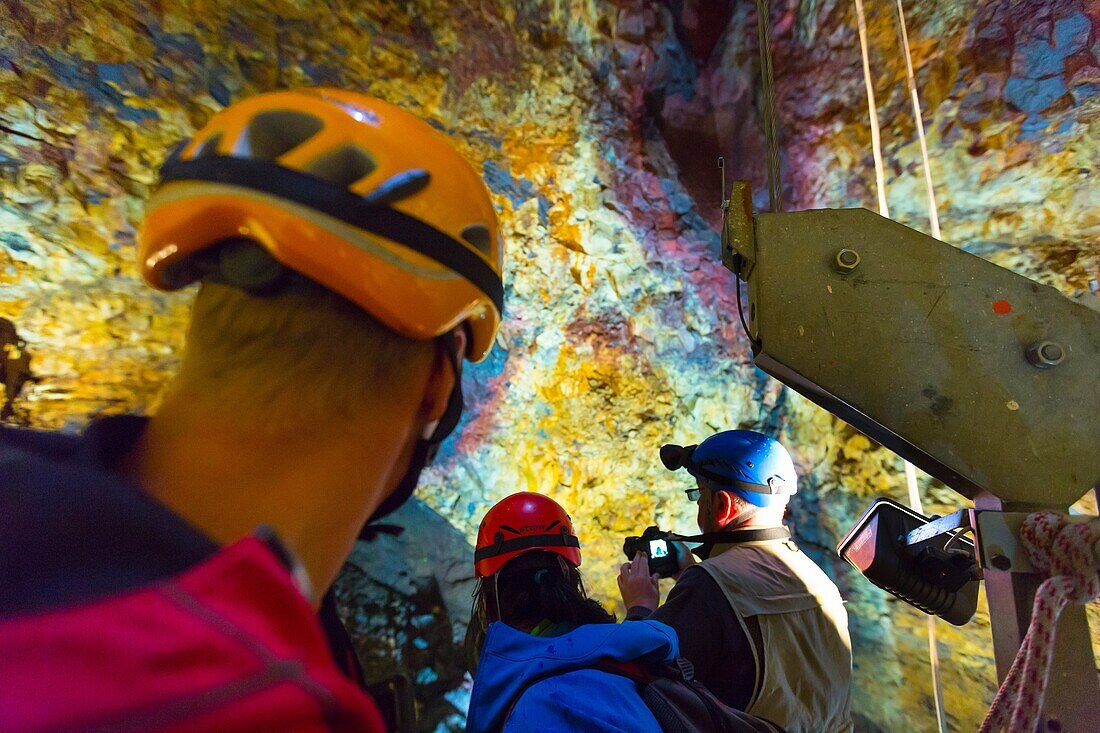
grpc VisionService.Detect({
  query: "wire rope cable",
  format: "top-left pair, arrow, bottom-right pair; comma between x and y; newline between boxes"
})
853,0 -> 890,218
853,1 -> 946,728
756,0 -> 783,212
895,0 -> 941,240
893,5 -> 947,725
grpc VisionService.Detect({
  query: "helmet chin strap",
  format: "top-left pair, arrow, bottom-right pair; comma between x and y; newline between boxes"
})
359,330 -> 464,531
420,419 -> 441,440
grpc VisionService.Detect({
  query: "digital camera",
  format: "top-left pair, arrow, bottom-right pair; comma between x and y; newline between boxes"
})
622,526 -> 681,578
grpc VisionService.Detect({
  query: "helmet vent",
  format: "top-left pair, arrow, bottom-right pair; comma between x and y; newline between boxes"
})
192,132 -> 223,158
238,110 -> 324,160
461,224 -> 493,257
303,144 -> 375,186
363,169 -> 431,205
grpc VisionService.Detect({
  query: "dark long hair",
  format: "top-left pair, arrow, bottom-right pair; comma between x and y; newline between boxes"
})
465,551 -> 615,672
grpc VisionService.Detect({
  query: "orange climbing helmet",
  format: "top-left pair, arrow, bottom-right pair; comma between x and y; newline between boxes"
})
138,88 -> 504,361
474,493 -> 582,578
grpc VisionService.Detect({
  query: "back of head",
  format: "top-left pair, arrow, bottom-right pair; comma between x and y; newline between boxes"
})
136,88 -> 507,519
488,551 -> 614,631
179,281 -> 430,430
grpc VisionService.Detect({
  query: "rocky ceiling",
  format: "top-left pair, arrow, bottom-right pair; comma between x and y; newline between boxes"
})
1,0 -> 1097,730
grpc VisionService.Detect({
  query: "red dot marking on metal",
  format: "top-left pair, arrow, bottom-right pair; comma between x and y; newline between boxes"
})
992,300 -> 1012,315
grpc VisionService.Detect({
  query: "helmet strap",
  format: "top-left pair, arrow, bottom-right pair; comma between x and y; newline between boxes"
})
491,569 -> 503,626
364,439 -> 432,529
359,329 -> 465,531
424,329 -> 465,456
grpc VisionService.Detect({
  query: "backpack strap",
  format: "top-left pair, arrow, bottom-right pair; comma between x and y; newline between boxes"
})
592,656 -> 694,684
596,657 -> 789,733
594,658 -> 649,680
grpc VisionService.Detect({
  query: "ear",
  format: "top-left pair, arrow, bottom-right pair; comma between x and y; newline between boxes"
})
418,329 -> 466,423
713,490 -> 737,527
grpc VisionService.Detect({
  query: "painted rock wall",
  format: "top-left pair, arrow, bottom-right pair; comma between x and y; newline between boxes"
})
333,498 -> 478,732
1,1 -> 1096,731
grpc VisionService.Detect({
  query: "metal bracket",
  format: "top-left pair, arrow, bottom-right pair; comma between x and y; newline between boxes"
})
904,509 -> 972,547
722,206 -> 1100,507
972,510 -> 1100,574
906,508 -> 1100,575
721,180 -> 755,279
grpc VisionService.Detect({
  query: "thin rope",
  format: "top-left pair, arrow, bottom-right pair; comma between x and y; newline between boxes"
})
853,1 -> 946,728
853,0 -> 889,218
895,3 -> 946,725
756,0 -> 783,212
905,463 -> 948,733
895,0 -> 941,239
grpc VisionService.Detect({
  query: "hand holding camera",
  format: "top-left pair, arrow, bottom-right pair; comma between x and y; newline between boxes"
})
617,528 -> 699,612
622,526 -> 685,579
617,551 -> 660,612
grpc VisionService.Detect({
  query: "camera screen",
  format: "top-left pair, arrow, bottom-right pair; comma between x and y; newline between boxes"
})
649,539 -> 669,558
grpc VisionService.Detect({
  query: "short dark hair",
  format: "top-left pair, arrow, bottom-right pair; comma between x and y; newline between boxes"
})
178,281 -> 433,428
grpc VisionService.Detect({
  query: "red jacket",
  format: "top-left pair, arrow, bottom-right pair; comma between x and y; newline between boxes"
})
0,419 -> 384,732
0,536 -> 385,732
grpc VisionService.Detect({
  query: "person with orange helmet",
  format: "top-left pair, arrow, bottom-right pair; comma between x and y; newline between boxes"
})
464,492 -> 680,733
0,89 -> 503,731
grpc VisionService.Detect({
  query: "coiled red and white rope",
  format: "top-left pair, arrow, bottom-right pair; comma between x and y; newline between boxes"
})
980,512 -> 1100,733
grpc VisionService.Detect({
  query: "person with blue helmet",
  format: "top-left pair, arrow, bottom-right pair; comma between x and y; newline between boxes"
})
618,430 -> 854,733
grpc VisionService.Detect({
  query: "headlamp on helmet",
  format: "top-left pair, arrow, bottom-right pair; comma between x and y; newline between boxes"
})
660,430 -> 798,508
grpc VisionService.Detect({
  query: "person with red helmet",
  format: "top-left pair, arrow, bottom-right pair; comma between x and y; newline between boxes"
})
0,89 -> 504,731
464,492 -> 680,733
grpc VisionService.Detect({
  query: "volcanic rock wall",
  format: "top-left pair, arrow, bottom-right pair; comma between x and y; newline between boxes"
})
1,1 -> 1096,731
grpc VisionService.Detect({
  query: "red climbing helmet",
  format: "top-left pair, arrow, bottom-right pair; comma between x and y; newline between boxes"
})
474,493 -> 582,578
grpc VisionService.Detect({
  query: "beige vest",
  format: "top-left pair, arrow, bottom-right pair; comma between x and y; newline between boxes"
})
699,537 -> 853,733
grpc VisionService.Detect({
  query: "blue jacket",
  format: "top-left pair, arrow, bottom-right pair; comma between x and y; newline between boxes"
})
467,620 -> 679,733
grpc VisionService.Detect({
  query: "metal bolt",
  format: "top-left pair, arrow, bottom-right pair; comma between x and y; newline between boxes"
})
990,555 -> 1012,571
1025,341 -> 1065,369
833,248 -> 860,274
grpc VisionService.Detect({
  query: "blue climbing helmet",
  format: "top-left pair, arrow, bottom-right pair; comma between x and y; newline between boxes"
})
660,430 -> 797,507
